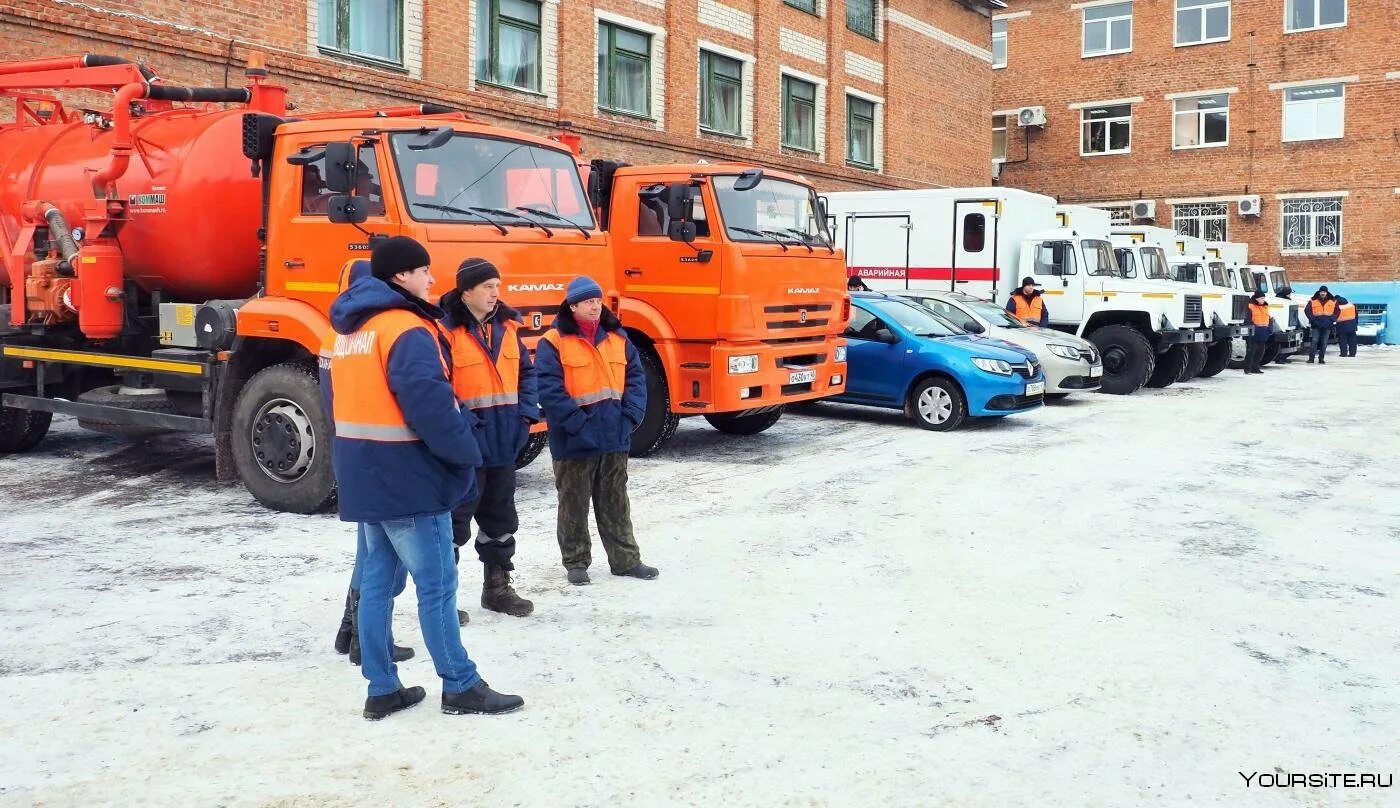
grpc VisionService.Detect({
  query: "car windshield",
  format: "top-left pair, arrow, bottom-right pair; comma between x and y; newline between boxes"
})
1142,247 -> 1170,280
1209,262 -> 1229,287
1171,262 -> 1202,284
389,133 -> 595,228
1082,239 -> 1118,277
967,300 -> 1025,328
1114,247 -> 1138,278
874,299 -> 962,337
713,175 -> 832,246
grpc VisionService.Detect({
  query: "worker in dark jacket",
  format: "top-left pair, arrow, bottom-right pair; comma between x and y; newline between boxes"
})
534,276 -> 658,586
441,258 -> 540,618
1334,296 -> 1359,357
1005,276 -> 1050,327
1243,290 -> 1271,375
847,274 -> 871,291
325,236 -> 522,720
1305,286 -> 1339,363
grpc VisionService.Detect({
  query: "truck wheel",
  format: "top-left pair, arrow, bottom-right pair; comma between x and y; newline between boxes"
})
1181,343 -> 1210,380
906,376 -> 966,431
704,407 -> 784,435
1198,339 -> 1232,378
1227,336 -> 1247,370
515,432 -> 547,469
1088,325 -> 1155,395
231,363 -> 336,514
1146,345 -> 1188,388
1261,343 -> 1280,365
628,348 -> 680,458
0,403 -> 50,453
76,385 -> 178,437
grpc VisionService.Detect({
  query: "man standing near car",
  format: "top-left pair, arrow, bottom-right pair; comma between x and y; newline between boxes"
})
1006,276 -> 1049,327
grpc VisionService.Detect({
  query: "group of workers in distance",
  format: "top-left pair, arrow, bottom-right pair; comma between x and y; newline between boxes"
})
321,236 -> 658,721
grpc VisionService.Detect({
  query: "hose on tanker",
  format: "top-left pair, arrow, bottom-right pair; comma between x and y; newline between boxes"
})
420,103 -> 456,115
144,85 -> 252,103
80,54 -> 157,82
42,206 -> 80,275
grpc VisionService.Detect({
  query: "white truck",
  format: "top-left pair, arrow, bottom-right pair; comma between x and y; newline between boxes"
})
1205,241 -> 1305,364
824,187 -> 1207,395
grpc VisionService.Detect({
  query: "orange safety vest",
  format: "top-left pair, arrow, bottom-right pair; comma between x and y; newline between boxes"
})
328,309 -> 452,442
1308,299 -> 1338,318
1248,302 -> 1271,327
450,318 -> 522,410
540,328 -> 628,408
1011,294 -> 1044,323
1336,302 -> 1357,323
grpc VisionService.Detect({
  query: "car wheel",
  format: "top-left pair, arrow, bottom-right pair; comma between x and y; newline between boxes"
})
907,376 -> 966,431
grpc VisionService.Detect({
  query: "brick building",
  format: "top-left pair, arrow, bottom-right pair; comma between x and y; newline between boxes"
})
991,0 -> 1399,281
3,0 -> 999,192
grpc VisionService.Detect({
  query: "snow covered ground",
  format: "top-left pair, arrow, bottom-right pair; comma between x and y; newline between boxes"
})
2,349 -> 1397,807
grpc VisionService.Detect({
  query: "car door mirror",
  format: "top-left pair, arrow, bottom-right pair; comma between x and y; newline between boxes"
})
963,320 -> 984,334
873,327 -> 897,344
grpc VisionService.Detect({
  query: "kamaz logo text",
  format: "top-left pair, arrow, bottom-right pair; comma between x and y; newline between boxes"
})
508,283 -> 565,292
788,287 -> 820,294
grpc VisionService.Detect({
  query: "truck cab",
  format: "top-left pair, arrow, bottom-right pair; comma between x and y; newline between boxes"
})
1204,240 -> 1304,363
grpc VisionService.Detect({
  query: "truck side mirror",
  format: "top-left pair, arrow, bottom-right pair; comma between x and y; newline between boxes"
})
406,126 -> 454,151
733,168 -> 764,192
323,142 -> 357,193
665,182 -> 694,223
668,220 -> 698,244
327,194 -> 369,225
817,195 -> 830,223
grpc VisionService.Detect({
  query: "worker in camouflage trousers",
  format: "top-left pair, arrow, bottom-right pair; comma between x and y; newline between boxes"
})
534,277 -> 659,585
440,258 -> 540,618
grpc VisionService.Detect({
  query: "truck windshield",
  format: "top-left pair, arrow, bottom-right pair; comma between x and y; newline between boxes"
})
1172,263 -> 1202,284
1271,270 -> 1289,292
1208,262 -> 1229,287
875,299 -> 962,337
1142,247 -> 1170,280
1082,239 -> 1118,277
713,176 -> 832,247
1239,268 -> 1257,292
1114,248 -> 1138,278
390,133 -> 595,229
1254,273 -> 1271,293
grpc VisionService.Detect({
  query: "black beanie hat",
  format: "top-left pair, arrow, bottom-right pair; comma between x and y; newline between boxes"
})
370,236 -> 431,280
456,257 -> 502,291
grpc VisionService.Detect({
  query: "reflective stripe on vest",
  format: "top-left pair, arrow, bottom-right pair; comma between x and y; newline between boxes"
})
541,328 -> 627,409
451,318 -> 522,410
1248,302 -> 1271,327
327,309 -> 452,443
1012,294 -> 1044,323
1337,303 -> 1357,322
1309,299 -> 1337,317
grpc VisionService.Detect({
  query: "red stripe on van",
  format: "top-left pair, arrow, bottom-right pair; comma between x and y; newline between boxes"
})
848,266 -> 999,282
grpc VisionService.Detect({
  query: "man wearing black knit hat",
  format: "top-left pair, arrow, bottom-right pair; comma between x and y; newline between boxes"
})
440,257 -> 541,618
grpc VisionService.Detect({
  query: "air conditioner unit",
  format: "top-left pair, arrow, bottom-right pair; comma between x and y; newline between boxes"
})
1238,195 -> 1262,217
1017,106 -> 1047,127
1131,200 -> 1156,221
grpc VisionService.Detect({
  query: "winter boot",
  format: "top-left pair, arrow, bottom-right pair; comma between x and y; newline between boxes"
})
347,589 -> 415,665
334,587 -> 355,655
363,686 -> 426,721
441,681 -> 525,715
482,565 -> 534,617
567,567 -> 591,586
614,562 -> 660,580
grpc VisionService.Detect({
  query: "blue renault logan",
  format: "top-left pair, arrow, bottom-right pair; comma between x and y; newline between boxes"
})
832,293 -> 1045,430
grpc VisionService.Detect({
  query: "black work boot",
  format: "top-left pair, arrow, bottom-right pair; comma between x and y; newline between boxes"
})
441,681 -> 525,715
482,565 -> 534,617
614,562 -> 660,580
334,587 -> 355,655
347,589 -> 415,665
363,686 -> 426,721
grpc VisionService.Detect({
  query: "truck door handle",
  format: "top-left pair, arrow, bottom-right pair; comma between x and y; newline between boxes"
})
284,259 -> 306,269
624,268 -> 643,277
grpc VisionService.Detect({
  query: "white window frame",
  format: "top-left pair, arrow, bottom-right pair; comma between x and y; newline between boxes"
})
696,40 -> 755,146
593,11 -> 667,129
1172,93 -> 1230,150
1284,0 -> 1346,33
779,66 -> 828,158
991,19 -> 1007,68
1279,195 -> 1343,254
1080,103 -> 1133,156
1080,1 -> 1133,58
1173,202 -> 1228,241
844,88 -> 883,171
1174,0 -> 1230,46
1281,81 -> 1345,142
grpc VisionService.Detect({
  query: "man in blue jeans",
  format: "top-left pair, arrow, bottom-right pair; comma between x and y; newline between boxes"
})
325,236 -> 524,720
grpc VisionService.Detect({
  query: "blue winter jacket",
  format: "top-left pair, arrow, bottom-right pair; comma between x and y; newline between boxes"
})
322,262 -> 483,523
440,293 -> 541,468
534,305 -> 647,460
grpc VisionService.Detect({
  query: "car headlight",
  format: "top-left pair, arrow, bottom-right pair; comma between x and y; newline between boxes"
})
971,357 -> 1013,375
1046,344 -> 1082,360
728,354 -> 759,375
834,345 -> 847,363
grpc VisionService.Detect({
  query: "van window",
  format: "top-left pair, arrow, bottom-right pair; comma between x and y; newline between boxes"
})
962,213 -> 986,252
1033,241 -> 1076,276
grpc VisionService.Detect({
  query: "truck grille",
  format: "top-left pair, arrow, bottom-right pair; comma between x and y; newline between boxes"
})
1183,295 -> 1203,325
1232,294 -> 1248,322
765,303 -> 832,331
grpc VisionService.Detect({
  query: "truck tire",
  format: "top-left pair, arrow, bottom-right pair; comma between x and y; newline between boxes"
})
515,432 -> 547,469
628,348 -> 680,458
1088,325 -> 1155,395
1261,343 -> 1280,365
1198,339 -> 1232,378
0,404 -> 50,453
1146,345 -> 1188,388
76,385 -> 179,437
231,363 -> 336,514
1181,343 -> 1210,380
704,407 -> 784,435
906,376 -> 967,431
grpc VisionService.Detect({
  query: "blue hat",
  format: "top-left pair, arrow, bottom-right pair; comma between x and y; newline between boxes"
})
565,276 -> 603,306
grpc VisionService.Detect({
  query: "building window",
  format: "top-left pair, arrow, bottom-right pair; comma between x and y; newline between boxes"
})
1081,104 -> 1132,155
1174,202 -> 1228,241
1095,205 -> 1132,225
597,22 -> 652,117
782,75 -> 818,151
1082,2 -> 1132,57
847,95 -> 876,168
1281,197 -> 1342,252
1286,0 -> 1345,32
475,0 -> 542,91
318,0 -> 403,64
784,0 -> 817,14
699,50 -> 743,136
992,115 -> 1007,160
992,19 -> 1007,67
1283,83 -> 1344,141
847,0 -> 877,39
1173,93 -> 1229,148
1176,0 -> 1229,45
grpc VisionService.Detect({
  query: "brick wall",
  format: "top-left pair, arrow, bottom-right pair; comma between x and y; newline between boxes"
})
991,0 -> 1400,281
2,0 -> 997,193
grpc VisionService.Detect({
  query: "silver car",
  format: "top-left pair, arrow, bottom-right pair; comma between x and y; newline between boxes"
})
896,289 -> 1103,397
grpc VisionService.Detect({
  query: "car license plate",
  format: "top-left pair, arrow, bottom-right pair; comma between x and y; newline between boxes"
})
1089,365 -> 1103,378
1193,332 -> 1207,342
788,369 -> 816,384
1026,381 -> 1045,396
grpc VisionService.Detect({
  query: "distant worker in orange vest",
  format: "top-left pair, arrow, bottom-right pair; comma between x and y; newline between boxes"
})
534,277 -> 658,586
1005,276 -> 1049,327
1243,290 -> 1272,375
440,258 -> 540,619
1334,295 -> 1359,358
1305,286 -> 1339,364
325,236 -> 523,720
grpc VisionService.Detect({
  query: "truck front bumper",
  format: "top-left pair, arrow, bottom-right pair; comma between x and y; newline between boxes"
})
700,340 -> 847,414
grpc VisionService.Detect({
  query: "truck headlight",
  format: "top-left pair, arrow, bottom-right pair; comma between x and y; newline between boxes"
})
1046,344 -> 1081,360
834,345 -> 847,363
972,357 -> 1013,375
728,354 -> 759,374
